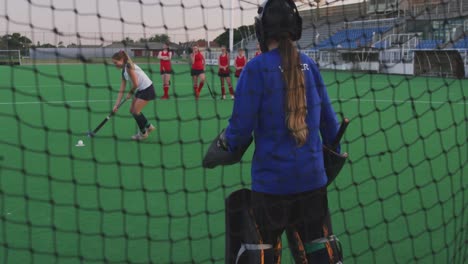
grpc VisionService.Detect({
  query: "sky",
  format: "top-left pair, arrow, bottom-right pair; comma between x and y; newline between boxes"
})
0,0 -> 362,45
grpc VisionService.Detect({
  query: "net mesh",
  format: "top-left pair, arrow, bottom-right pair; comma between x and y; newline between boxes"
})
0,0 -> 467,263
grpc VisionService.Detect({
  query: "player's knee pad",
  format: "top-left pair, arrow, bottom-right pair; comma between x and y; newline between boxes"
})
304,235 -> 343,264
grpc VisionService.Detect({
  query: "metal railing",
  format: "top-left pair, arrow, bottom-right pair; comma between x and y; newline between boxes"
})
345,18 -> 402,29
373,33 -> 422,49
405,0 -> 462,19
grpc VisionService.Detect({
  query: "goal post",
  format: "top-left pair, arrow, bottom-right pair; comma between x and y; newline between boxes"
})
0,50 -> 21,65
340,49 -> 381,72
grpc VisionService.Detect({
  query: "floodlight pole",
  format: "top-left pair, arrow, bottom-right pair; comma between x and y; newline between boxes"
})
229,0 -> 234,55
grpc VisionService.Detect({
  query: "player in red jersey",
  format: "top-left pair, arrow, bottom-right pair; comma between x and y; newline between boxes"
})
157,43 -> 172,99
190,45 -> 206,99
218,46 -> 235,100
234,48 -> 247,79
254,42 -> 262,57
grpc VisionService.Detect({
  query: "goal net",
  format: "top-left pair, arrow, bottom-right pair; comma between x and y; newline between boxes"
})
0,0 -> 466,263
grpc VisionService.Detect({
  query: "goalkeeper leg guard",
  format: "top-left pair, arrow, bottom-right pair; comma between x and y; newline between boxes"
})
234,238 -> 281,264
286,226 -> 342,264
272,237 -> 282,264
304,235 -> 343,264
304,211 -> 343,264
225,189 -> 278,264
285,227 -> 307,263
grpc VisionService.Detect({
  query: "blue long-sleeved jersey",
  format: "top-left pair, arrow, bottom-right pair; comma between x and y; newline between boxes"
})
225,49 -> 340,195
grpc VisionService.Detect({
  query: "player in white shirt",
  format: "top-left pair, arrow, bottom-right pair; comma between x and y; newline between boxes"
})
112,50 -> 156,140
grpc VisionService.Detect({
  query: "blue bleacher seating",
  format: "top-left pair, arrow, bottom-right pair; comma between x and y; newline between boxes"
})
316,27 -> 391,49
416,40 -> 444,49
454,37 -> 468,49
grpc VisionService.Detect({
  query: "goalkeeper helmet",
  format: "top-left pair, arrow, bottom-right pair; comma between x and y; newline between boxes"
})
255,0 -> 302,53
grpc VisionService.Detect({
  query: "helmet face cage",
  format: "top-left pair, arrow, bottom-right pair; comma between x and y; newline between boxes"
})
254,0 -> 268,53
255,0 -> 302,53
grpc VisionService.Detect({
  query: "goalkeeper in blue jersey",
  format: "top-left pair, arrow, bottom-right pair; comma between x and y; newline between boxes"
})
218,0 -> 344,263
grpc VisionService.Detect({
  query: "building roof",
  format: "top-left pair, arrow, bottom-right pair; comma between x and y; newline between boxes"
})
105,42 -> 180,50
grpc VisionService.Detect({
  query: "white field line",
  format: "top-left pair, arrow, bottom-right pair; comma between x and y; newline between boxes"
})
0,83 -> 466,105
0,82 -> 194,88
0,98 -> 215,105
339,98 -> 466,105
0,99 -> 111,105
0,97 -> 466,106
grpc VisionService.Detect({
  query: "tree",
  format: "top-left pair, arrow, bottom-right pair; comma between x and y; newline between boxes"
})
121,37 -> 135,46
148,34 -> 170,43
177,40 -> 197,55
213,25 -> 255,49
0,33 -> 32,54
37,43 -> 56,48
31,41 -> 57,48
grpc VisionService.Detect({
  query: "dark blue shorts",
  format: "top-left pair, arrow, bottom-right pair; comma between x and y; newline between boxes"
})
191,69 -> 205,76
135,84 -> 156,101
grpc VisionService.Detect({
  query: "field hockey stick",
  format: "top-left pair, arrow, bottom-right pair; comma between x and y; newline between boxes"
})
330,118 -> 350,150
323,118 -> 350,185
87,98 -> 128,137
205,81 -> 216,99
